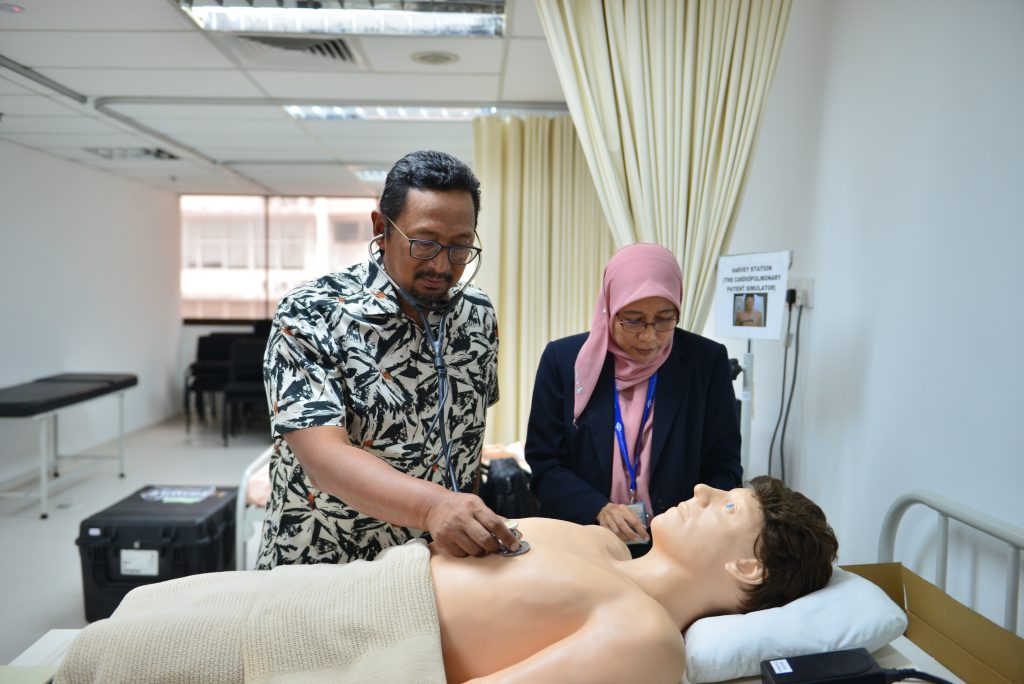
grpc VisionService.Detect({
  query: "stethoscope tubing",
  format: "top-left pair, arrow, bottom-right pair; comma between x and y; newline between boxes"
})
366,236 -> 483,491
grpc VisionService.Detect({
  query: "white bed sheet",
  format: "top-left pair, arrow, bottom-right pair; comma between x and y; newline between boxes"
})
11,630 -> 964,684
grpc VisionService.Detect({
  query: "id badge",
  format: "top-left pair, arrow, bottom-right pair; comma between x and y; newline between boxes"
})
625,502 -> 649,545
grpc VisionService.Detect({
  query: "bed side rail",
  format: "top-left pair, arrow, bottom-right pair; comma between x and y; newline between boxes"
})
878,490 -> 1024,632
235,446 -> 273,570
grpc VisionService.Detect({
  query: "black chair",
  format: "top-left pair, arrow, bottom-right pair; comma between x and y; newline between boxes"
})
222,337 -> 269,446
184,335 -> 228,432
184,332 -> 258,432
252,319 -> 273,338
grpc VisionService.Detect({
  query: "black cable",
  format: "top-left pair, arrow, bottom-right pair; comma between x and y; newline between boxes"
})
778,304 -> 804,482
767,302 -> 794,478
883,667 -> 954,684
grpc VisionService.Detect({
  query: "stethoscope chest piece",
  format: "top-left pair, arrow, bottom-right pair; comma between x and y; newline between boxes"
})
497,520 -> 531,557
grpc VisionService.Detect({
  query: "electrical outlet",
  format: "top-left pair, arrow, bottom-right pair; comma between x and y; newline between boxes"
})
789,277 -> 814,309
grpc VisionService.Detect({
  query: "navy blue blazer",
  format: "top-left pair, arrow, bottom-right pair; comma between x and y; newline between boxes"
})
525,329 -> 742,524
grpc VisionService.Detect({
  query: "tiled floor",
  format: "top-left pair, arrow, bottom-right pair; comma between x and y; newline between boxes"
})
0,415 -> 271,664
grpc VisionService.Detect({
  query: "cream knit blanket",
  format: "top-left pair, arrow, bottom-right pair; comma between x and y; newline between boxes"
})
55,540 -> 445,684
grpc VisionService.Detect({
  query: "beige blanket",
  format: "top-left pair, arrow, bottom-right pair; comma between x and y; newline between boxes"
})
55,540 -> 445,684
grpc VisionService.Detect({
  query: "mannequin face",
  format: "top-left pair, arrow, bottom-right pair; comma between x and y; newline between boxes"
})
651,484 -> 763,575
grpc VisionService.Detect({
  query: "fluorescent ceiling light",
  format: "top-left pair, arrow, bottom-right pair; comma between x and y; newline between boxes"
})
354,169 -> 389,183
285,105 -> 495,122
180,2 -> 504,38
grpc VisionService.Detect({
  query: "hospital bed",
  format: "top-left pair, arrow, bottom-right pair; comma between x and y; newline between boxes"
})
684,490 -> 1023,683
0,373 -> 137,518
228,457 -> 1024,681
235,446 -> 272,570
8,486 -> 1021,682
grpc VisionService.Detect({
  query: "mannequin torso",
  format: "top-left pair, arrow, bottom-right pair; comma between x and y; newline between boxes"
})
430,518 -> 685,684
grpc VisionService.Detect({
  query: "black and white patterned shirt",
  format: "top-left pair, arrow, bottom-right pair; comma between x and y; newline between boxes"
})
256,259 -> 499,568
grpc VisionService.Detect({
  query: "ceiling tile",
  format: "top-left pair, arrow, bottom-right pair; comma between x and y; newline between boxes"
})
319,139 -> 473,163
175,134 -> 323,150
300,119 -> 471,138
0,0 -> 558,194
0,114 -> 125,134
199,147 -> 339,163
36,69 -> 266,98
134,117 -> 307,138
112,103 -> 290,120
248,71 -> 499,103
0,131 -> 148,149
501,38 -> 564,103
0,32 -> 234,69
0,2 -> 195,31
0,95 -> 84,116
358,36 -> 504,74
0,74 -> 42,95
507,0 -> 547,38
147,175 -> 268,195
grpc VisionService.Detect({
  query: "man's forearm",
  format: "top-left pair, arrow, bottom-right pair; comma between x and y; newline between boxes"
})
284,425 -> 449,531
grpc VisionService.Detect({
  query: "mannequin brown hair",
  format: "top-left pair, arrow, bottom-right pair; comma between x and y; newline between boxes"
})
740,475 -> 839,612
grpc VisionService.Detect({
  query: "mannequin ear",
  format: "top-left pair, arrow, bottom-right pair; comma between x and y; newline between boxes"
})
725,557 -> 765,586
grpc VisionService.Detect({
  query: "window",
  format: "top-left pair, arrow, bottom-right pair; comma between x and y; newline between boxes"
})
181,195 -> 376,320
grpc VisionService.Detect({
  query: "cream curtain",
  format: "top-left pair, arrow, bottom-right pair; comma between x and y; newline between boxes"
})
474,115 -> 614,445
535,0 -> 791,330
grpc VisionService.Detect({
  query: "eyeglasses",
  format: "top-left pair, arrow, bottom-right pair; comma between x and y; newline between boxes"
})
384,214 -> 481,265
616,316 -> 678,334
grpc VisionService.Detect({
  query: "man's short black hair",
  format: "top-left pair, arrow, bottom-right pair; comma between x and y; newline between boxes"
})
379,150 -> 481,227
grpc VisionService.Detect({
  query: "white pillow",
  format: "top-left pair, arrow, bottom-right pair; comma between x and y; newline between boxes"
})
682,567 -> 907,683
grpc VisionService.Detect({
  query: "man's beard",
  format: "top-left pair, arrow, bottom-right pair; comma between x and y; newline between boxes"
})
411,269 -> 454,304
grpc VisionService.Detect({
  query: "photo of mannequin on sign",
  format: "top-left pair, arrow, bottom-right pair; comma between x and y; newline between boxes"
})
733,292 -> 766,327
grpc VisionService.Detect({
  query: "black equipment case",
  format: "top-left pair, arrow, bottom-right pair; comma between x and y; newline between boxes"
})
76,485 -> 237,622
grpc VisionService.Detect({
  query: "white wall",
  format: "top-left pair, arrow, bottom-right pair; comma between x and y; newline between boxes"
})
716,0 -> 1024,631
0,140 -> 182,481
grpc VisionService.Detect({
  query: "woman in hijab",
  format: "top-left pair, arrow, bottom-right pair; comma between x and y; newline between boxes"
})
525,244 -> 742,554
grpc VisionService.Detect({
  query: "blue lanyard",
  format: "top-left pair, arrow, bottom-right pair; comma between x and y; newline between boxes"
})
613,373 -> 657,503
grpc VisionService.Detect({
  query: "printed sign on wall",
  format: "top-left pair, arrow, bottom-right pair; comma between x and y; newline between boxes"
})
715,251 -> 791,340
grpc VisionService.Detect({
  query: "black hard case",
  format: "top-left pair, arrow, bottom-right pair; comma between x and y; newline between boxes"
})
76,485 -> 237,622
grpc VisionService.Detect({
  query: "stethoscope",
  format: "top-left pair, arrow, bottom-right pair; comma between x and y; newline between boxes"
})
367,235 -> 483,493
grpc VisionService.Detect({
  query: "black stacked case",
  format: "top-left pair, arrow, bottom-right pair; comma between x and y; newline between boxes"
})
76,485 -> 237,622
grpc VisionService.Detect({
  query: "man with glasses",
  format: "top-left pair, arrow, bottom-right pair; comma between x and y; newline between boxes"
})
258,150 -> 518,568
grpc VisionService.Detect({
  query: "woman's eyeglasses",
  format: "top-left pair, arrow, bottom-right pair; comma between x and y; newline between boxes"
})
616,316 -> 678,334
384,214 -> 481,265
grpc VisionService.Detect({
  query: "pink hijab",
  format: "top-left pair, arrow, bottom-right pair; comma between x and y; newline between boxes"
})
573,243 -> 683,506
573,243 -> 683,417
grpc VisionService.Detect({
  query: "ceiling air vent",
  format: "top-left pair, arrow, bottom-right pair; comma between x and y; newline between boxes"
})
84,147 -> 179,161
240,35 -> 355,62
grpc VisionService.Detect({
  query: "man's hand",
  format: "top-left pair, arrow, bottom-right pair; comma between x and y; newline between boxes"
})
596,503 -> 649,544
425,491 -> 521,557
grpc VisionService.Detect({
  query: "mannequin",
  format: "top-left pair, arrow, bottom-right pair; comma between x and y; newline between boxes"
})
55,477 -> 836,684
436,481 -> 773,683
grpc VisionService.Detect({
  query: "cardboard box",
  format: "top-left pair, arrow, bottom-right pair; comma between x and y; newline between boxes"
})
843,562 -> 1024,684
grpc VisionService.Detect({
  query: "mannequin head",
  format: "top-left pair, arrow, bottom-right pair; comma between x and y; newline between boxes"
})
740,476 -> 838,611
649,476 -> 837,614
